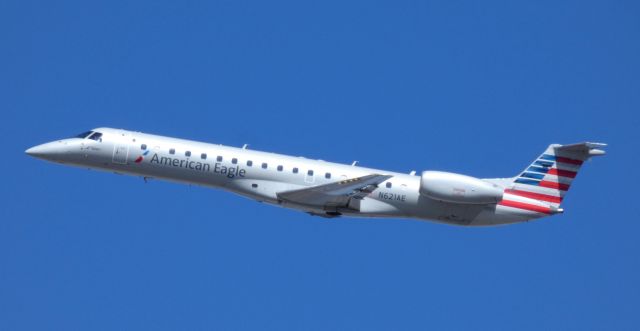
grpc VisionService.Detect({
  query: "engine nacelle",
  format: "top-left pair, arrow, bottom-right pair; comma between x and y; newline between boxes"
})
420,171 -> 503,204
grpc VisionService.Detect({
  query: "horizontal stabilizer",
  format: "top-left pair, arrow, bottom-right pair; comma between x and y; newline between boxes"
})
554,142 -> 607,157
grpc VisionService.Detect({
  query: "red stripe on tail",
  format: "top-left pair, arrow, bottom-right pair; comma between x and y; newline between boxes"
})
539,181 -> 570,191
504,189 -> 563,203
499,200 -> 552,214
547,168 -> 577,178
556,156 -> 583,165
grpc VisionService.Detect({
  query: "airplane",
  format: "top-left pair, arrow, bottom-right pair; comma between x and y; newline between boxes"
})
25,128 -> 606,226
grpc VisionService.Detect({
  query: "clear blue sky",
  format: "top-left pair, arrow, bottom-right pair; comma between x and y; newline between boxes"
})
2,0 -> 639,330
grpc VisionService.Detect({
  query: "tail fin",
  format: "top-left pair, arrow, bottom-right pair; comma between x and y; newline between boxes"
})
505,142 -> 607,207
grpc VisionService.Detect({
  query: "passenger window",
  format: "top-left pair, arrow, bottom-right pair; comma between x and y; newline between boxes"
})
277,165 -> 283,171
247,160 -> 253,167
293,167 -> 299,174
217,156 -> 223,162
169,148 -> 175,155
141,144 -> 147,150
185,151 -> 191,157
307,170 -> 314,176
262,163 -> 268,169
325,172 -> 331,179
201,153 -> 207,160
232,158 -> 238,164
386,182 -> 392,188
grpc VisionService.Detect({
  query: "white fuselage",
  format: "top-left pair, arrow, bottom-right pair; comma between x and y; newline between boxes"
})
26,128 -> 545,226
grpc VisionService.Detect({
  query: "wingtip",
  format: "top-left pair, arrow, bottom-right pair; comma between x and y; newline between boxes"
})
587,142 -> 607,156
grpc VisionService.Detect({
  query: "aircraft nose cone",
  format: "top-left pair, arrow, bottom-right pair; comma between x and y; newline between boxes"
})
25,144 -> 48,157
25,145 -> 44,156
25,141 -> 68,160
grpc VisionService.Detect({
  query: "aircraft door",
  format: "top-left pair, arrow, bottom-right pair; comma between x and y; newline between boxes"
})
112,132 -> 130,164
112,145 -> 129,164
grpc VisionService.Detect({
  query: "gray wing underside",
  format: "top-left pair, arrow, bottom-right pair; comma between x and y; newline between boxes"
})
277,174 -> 393,209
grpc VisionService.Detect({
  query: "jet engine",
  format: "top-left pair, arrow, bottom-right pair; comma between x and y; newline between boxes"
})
419,171 -> 503,204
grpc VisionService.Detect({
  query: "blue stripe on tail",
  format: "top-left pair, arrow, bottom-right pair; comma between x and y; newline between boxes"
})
521,172 -> 546,180
515,178 -> 541,186
527,166 -> 550,174
534,160 -> 554,168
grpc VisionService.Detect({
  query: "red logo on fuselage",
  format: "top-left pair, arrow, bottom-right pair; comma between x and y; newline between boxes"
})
135,150 -> 150,163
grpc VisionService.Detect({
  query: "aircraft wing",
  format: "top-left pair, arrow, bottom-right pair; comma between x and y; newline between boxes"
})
277,174 -> 392,210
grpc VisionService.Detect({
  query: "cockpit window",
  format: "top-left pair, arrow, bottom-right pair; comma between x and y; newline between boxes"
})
88,132 -> 103,141
75,131 -> 93,139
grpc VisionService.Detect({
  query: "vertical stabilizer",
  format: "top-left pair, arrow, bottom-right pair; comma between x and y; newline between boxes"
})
505,142 -> 607,208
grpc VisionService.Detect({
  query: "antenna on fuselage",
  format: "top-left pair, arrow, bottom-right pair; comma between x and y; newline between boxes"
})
351,161 -> 358,166
242,144 -> 249,150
